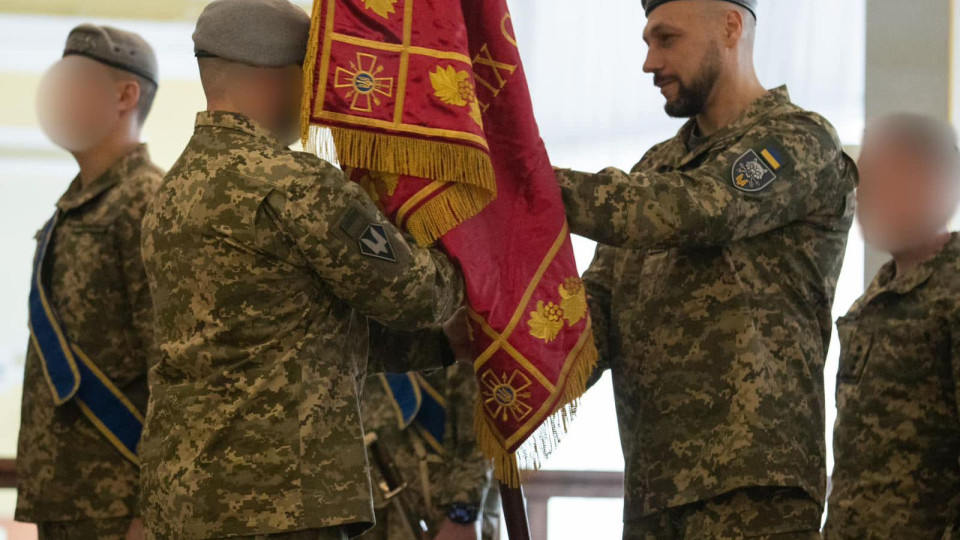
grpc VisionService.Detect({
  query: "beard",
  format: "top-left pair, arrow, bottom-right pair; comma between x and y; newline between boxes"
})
659,43 -> 722,118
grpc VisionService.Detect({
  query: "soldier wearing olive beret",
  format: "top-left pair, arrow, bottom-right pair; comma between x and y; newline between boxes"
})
16,23 -> 163,540
138,1 -> 465,539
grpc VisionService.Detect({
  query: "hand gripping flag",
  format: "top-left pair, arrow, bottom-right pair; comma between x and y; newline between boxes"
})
302,0 -> 598,484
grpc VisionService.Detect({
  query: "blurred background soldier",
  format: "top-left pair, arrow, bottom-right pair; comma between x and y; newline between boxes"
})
825,115 -> 960,540
138,0 -> 465,539
359,364 -> 497,540
555,0 -> 857,538
15,23 -> 161,540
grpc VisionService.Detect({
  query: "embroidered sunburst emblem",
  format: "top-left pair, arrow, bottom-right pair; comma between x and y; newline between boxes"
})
334,52 -> 395,113
359,0 -> 398,18
481,369 -> 534,423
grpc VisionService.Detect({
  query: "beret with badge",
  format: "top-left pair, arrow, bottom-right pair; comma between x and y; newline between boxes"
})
642,0 -> 757,18
63,24 -> 159,86
193,0 -> 312,67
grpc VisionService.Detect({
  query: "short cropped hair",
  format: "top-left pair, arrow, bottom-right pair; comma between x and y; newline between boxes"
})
112,68 -> 158,125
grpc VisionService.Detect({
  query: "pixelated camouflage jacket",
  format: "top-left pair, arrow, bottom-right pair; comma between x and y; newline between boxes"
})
361,363 -> 493,537
557,86 -> 858,520
139,112 -> 464,540
826,233 -> 960,540
16,144 -> 162,522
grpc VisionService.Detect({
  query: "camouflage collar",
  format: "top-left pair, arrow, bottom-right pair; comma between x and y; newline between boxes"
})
861,233 -> 960,304
676,85 -> 791,166
195,111 -> 283,148
57,143 -> 151,212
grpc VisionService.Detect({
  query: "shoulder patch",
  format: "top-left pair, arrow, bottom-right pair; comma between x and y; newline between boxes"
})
339,207 -> 397,263
731,142 -> 787,192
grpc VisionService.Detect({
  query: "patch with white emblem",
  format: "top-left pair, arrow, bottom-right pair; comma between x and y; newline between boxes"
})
731,143 -> 785,192
358,223 -> 397,262
340,206 -> 398,263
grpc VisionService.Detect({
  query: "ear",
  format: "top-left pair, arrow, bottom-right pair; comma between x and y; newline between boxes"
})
116,78 -> 142,118
724,9 -> 745,47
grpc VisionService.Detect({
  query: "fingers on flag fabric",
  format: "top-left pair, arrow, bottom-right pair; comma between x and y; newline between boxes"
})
301,0 -> 598,484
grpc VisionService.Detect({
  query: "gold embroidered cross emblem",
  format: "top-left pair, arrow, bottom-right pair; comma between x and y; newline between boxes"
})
334,53 -> 395,113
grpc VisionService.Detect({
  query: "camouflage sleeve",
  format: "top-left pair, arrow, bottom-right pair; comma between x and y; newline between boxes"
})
949,312 -> 960,538
366,322 -> 452,373
266,160 -> 464,332
433,364 -> 491,508
114,200 -> 156,373
581,244 -> 616,387
556,113 -> 855,249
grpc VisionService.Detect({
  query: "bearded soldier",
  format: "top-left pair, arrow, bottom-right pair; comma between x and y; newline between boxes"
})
555,1 -> 857,538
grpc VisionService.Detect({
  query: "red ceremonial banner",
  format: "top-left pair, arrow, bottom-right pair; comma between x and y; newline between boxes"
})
302,0 -> 598,483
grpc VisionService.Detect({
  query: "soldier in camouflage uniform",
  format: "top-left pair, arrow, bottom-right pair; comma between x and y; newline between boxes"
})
555,1 -> 857,538
824,115 -> 960,540
16,24 -> 162,540
139,1 -> 464,539
359,363 -> 497,540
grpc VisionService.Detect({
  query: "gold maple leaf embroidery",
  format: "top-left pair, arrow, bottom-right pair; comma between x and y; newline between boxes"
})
528,300 -> 564,343
360,0 -> 398,18
559,276 -> 587,326
429,65 -> 483,128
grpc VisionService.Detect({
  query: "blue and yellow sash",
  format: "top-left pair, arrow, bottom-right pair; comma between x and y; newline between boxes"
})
28,212 -> 144,465
380,373 -> 446,454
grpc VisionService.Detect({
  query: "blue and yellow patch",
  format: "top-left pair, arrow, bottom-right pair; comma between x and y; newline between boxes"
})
731,143 -> 786,192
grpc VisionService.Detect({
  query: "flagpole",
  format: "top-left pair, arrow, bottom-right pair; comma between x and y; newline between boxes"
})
499,482 -> 531,540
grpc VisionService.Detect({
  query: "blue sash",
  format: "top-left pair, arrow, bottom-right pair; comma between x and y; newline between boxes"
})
380,372 -> 446,454
28,211 -> 144,465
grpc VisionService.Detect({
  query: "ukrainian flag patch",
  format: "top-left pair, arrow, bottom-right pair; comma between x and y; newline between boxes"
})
760,146 -> 783,170
731,141 -> 789,192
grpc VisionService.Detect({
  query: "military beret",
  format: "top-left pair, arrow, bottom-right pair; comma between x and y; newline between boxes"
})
643,0 -> 757,18
63,24 -> 159,86
193,0 -> 312,67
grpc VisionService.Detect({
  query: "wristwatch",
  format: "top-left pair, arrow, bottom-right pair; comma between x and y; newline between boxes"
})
446,502 -> 479,524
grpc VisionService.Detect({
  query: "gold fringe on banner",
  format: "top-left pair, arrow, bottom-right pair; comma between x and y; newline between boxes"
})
402,182 -> 495,246
475,326 -> 599,487
329,127 -> 497,194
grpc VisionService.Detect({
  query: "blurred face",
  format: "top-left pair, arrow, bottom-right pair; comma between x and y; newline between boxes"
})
36,55 -> 122,153
857,131 -> 958,253
643,2 -> 724,118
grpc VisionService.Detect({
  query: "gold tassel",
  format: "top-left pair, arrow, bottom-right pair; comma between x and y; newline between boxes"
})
329,127 -> 497,194
405,183 -> 495,246
476,326 -> 600,487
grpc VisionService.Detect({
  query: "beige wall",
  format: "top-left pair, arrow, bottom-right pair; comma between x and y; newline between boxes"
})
0,73 -> 206,169
864,0 -> 955,282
